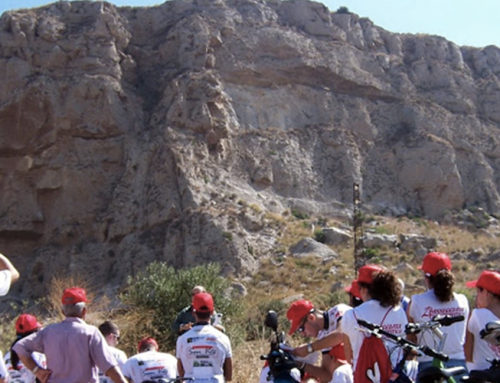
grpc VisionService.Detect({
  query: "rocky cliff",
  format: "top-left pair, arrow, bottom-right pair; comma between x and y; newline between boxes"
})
1,0 -> 500,299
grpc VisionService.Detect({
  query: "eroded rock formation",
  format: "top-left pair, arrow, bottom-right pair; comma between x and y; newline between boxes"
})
1,0 -> 500,299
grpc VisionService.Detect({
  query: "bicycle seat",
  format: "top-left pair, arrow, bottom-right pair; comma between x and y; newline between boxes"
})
468,368 -> 500,383
417,366 -> 466,383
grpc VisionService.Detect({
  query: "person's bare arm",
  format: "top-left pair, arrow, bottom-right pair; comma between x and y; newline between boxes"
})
0,253 -> 19,283
342,333 -> 353,365
105,366 -> 128,383
464,310 -> 475,363
223,357 -> 233,381
405,302 -> 418,343
301,353 -> 335,383
178,359 -> 185,377
293,329 -> 344,358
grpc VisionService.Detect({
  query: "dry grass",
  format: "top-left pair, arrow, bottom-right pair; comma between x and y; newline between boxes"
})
2,212 -> 499,383
233,339 -> 269,383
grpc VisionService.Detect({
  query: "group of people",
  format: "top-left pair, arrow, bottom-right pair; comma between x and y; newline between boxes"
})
3,285 -> 232,383
1,249 -> 499,383
273,252 -> 500,383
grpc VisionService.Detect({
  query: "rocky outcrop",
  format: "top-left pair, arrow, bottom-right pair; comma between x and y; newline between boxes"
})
1,0 -> 500,299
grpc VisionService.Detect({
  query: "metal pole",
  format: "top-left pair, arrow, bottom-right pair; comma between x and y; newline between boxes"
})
353,183 -> 365,272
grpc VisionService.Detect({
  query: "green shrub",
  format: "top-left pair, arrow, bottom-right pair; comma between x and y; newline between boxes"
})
314,229 -> 326,243
364,247 -> 379,259
292,209 -> 309,220
121,262 -> 242,350
336,6 -> 350,14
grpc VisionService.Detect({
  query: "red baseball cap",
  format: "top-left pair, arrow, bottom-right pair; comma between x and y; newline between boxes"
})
61,287 -> 87,304
192,292 -> 214,313
15,314 -> 42,334
286,300 -> 314,335
419,252 -> 451,276
138,337 -> 159,352
345,281 -> 361,299
329,343 -> 347,364
466,270 -> 500,295
354,264 -> 384,285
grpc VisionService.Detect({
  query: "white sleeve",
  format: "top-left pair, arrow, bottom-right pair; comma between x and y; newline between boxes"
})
33,352 -> 47,368
121,359 -> 132,379
0,270 -> 12,296
468,310 -> 480,334
0,351 -> 8,379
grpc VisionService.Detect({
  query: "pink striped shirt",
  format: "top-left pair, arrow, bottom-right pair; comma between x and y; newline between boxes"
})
13,317 -> 117,383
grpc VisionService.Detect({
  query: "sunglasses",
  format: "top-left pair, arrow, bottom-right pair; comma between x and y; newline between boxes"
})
112,333 -> 120,341
297,315 -> 309,333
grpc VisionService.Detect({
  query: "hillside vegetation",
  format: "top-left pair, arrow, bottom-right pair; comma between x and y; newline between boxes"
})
1,210 -> 498,383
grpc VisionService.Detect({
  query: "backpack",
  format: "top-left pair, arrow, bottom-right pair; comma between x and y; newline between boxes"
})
353,308 -> 393,383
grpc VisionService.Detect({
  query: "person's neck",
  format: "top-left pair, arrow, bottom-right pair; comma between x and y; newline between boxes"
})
486,298 -> 500,316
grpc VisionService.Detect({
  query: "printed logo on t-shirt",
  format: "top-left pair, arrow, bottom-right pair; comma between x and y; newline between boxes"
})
188,345 -> 219,359
141,365 -> 171,381
382,323 -> 403,334
422,306 -> 465,318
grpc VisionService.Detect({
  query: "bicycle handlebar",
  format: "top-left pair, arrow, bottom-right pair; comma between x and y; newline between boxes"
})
405,315 -> 465,335
357,319 -> 449,362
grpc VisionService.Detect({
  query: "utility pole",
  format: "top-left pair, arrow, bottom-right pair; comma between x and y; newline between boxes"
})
353,183 -> 365,272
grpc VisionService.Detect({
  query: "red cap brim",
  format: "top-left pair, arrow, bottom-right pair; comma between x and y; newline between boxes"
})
466,280 -> 478,288
288,322 -> 300,335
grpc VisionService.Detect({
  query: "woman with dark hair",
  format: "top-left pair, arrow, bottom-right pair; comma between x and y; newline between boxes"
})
407,252 -> 469,378
342,264 -> 408,382
4,314 -> 46,383
465,270 -> 500,371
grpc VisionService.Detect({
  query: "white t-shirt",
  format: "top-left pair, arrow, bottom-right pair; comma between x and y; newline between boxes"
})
0,350 -> 8,380
176,324 -> 232,383
99,346 -> 127,383
4,349 -> 46,383
468,308 -> 500,371
409,289 -> 469,362
318,304 -> 351,343
342,299 -> 408,370
122,350 -> 177,383
0,270 -> 12,296
330,363 -> 353,383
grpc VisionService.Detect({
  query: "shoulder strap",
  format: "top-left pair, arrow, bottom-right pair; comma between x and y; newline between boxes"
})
380,307 -> 392,327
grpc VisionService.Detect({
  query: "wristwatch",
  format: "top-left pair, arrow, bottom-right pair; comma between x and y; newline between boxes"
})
32,366 -> 40,374
306,342 -> 314,353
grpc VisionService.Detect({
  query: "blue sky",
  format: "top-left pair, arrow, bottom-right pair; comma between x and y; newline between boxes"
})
1,0 -> 499,48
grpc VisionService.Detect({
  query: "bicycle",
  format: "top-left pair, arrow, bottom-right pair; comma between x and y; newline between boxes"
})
260,310 -> 301,383
406,314 -> 466,383
466,320 -> 500,383
357,316 -> 466,383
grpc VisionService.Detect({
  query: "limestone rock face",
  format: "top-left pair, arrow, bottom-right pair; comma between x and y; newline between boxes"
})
1,0 -> 500,299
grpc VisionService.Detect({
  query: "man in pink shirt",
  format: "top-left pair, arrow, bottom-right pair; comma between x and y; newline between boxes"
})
13,287 -> 127,383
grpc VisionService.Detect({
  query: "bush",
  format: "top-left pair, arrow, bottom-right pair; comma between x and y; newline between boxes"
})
336,6 -> 350,14
314,229 -> 326,243
121,262 -> 242,351
292,209 -> 309,220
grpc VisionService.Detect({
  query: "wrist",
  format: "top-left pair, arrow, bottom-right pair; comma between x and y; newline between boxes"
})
32,366 -> 40,374
306,342 -> 314,353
